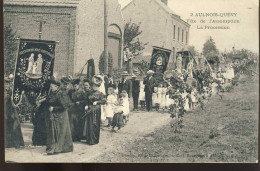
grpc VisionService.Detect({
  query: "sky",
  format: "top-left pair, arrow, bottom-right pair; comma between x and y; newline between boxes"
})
118,0 -> 259,54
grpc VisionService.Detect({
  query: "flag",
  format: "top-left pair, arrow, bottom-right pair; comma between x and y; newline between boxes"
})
150,46 -> 171,74
12,39 -> 56,107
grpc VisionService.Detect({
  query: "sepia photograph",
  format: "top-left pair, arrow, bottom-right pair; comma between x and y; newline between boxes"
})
3,0 -> 259,163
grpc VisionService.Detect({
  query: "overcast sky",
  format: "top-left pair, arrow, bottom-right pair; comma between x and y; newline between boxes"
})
118,0 -> 259,54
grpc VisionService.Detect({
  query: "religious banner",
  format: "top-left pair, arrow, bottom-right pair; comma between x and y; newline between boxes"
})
150,46 -> 171,74
12,39 -> 56,107
86,58 -> 95,80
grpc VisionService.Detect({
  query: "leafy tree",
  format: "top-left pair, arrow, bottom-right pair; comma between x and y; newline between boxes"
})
226,48 -> 258,61
123,21 -> 148,55
188,45 -> 199,56
202,36 -> 219,59
137,60 -> 150,76
4,24 -> 18,76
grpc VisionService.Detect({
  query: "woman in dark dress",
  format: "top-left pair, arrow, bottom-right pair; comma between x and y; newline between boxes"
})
5,86 -> 24,148
32,104 -> 47,146
68,78 -> 89,141
38,77 -> 73,154
82,75 -> 106,145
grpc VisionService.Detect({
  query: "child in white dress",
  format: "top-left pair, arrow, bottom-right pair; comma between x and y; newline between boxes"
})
211,82 -> 218,96
190,88 -> 198,109
105,87 -> 117,127
161,82 -> 168,110
182,90 -> 190,111
111,98 -> 124,133
139,81 -> 145,109
121,90 -> 130,125
153,87 -> 159,110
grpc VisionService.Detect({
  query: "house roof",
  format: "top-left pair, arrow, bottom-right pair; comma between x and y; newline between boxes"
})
122,0 -> 190,27
154,0 -> 176,15
122,0 -> 176,14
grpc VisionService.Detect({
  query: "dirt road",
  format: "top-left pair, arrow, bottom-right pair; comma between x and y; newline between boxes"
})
95,75 -> 259,163
5,75 -> 258,163
5,108 -> 171,162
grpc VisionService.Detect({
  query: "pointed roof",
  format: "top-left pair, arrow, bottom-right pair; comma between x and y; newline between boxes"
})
154,0 -> 176,15
122,0 -> 189,27
122,0 -> 176,15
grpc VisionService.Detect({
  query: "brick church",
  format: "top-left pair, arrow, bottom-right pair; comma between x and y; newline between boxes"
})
4,0 -> 124,76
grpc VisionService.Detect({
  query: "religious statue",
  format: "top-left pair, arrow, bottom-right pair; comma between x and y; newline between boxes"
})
187,60 -> 193,78
35,53 -> 43,75
26,53 -> 35,74
124,48 -> 133,75
176,53 -> 182,74
156,56 -> 163,66
154,55 -> 164,73
32,62 -> 37,74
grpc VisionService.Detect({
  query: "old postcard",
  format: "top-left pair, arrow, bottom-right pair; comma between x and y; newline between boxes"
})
3,0 -> 259,163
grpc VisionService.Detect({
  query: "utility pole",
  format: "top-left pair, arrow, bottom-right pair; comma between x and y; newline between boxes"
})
104,0 -> 108,74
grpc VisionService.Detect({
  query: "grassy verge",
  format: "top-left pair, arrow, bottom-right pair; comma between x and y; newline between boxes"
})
96,75 -> 258,163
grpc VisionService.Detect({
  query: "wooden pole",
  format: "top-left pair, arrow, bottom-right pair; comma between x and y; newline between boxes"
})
104,0 -> 108,74
202,55 -> 213,73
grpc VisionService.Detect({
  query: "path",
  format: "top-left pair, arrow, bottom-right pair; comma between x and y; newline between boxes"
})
5,109 -> 171,163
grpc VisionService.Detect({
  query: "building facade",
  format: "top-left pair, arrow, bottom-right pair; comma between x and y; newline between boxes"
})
122,0 -> 190,69
4,0 -> 124,76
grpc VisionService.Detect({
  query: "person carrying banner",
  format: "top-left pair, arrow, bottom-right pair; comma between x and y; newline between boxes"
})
32,94 -> 48,146
82,75 -> 106,145
72,78 -> 91,141
39,77 -> 73,155
67,78 -> 83,142
5,78 -> 25,149
143,70 -> 157,112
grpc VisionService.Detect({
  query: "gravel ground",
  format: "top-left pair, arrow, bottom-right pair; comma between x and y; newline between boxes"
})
5,75 -> 258,163
5,107 -> 171,163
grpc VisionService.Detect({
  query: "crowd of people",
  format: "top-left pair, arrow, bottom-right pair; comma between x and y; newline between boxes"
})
6,54 -> 256,155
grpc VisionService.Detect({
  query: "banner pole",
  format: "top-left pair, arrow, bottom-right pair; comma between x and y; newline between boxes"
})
11,38 -> 22,107
202,55 -> 213,73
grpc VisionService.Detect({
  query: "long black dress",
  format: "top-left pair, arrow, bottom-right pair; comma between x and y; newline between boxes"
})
68,89 -> 88,141
5,90 -> 24,148
82,89 -> 106,145
32,105 -> 47,146
41,90 -> 73,154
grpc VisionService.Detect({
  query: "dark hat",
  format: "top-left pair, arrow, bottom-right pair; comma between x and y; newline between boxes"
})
72,78 -> 80,85
61,77 -> 71,84
83,78 -> 90,83
49,76 -> 61,86
108,83 -> 116,89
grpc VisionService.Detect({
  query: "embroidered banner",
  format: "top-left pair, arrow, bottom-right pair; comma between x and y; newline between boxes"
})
150,46 -> 171,74
12,39 -> 56,107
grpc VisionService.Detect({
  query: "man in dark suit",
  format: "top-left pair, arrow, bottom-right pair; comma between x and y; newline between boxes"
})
118,71 -> 131,95
143,70 -> 157,112
131,74 -> 140,111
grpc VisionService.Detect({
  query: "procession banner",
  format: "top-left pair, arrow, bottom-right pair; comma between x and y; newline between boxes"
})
12,39 -> 56,107
150,46 -> 171,74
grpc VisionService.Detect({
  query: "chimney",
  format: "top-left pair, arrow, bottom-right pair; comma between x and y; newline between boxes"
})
161,0 -> 168,5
